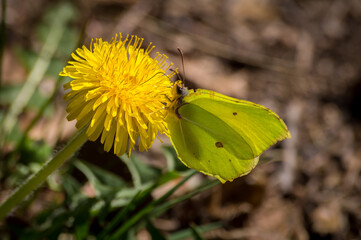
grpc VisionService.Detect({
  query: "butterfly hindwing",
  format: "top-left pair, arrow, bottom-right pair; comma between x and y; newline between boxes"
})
167,105 -> 259,183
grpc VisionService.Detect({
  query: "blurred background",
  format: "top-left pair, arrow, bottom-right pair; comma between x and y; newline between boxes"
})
0,0 -> 360,239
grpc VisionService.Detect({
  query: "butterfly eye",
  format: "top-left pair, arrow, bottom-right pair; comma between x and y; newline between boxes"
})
176,85 -> 183,95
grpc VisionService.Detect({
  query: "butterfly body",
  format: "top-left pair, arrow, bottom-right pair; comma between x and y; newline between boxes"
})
166,81 -> 290,183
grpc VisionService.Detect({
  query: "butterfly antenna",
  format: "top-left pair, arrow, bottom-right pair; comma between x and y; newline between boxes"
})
177,48 -> 186,85
140,72 -> 168,85
170,68 -> 183,84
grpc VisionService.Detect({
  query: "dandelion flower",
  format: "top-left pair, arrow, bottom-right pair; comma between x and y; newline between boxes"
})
60,33 -> 176,156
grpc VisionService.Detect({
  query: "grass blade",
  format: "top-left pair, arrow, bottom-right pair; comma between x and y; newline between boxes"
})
0,0 -> 6,87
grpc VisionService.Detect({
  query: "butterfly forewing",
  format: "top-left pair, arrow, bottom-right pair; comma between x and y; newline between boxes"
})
184,90 -> 290,156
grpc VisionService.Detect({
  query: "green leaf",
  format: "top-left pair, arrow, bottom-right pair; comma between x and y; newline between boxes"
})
36,2 -> 76,44
190,223 -> 204,240
146,218 -> 167,240
15,47 -> 68,78
109,170 -> 197,239
120,154 -> 162,188
162,145 -> 189,172
0,84 -> 50,112
61,174 -> 85,204
0,1 -> 75,140
130,154 -> 162,184
4,138 -> 52,186
168,222 -> 222,240
73,160 -> 126,196
73,200 -> 95,240
57,27 -> 79,59
3,122 -> 22,144
151,179 -> 219,218
156,171 -> 181,186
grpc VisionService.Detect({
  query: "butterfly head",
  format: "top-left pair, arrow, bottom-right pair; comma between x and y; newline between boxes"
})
173,80 -> 189,99
167,80 -> 188,119
167,80 -> 189,115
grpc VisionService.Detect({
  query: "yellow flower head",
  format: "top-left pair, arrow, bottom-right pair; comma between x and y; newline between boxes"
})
60,33 -> 176,156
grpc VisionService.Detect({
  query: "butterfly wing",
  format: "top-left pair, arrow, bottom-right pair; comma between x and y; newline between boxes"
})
166,89 -> 290,182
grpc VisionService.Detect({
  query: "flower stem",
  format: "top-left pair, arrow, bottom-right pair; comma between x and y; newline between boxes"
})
0,128 -> 88,221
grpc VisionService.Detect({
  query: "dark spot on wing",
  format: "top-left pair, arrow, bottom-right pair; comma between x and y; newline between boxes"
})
215,142 -> 223,148
233,112 -> 237,116
229,159 -> 231,162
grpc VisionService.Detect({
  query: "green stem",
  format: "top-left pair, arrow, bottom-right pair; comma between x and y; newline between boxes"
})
0,128 -> 88,221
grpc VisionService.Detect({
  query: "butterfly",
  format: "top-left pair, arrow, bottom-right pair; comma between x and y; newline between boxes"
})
166,80 -> 291,183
